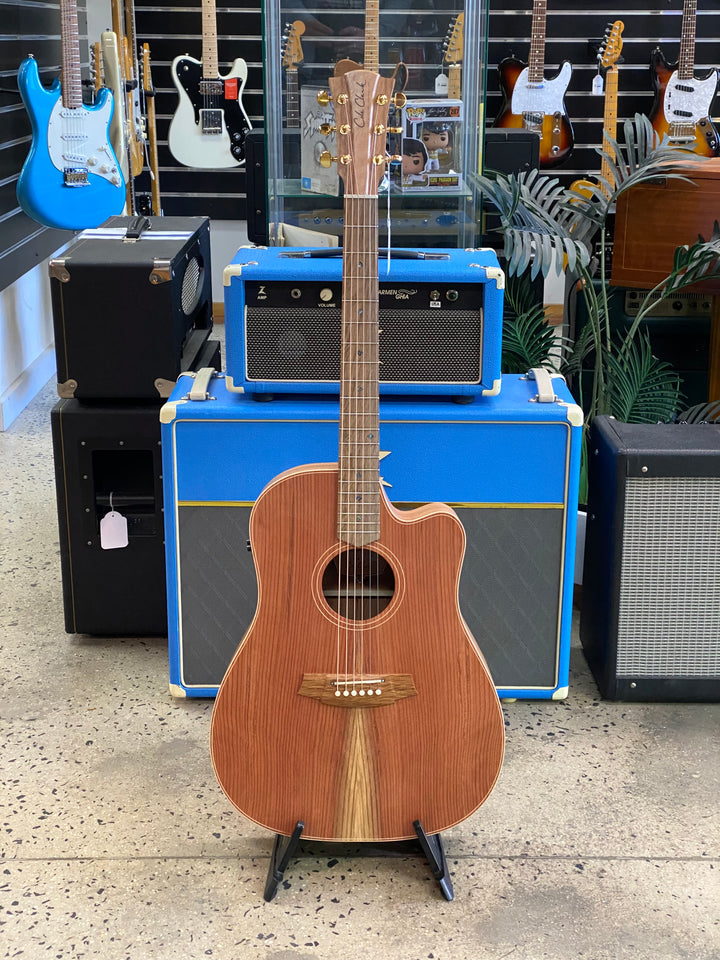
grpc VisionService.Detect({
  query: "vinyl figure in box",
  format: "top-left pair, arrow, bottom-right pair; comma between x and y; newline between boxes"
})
421,123 -> 453,172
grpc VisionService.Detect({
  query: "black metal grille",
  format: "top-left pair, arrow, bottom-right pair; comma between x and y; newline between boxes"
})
181,255 -> 203,316
245,307 -> 483,383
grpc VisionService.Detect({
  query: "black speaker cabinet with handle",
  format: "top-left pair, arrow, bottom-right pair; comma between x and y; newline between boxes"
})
581,416 -> 720,701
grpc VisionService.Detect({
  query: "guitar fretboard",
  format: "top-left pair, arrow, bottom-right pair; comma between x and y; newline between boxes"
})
364,0 -> 379,73
286,68 -> 299,128
60,0 -> 83,108
201,0 -> 219,78
678,0 -> 698,81
338,196 -> 380,547
600,66 -> 619,189
527,0 -> 547,85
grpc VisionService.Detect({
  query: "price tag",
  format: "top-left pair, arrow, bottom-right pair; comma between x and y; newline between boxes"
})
592,74 -> 604,96
434,73 -> 449,96
224,77 -> 238,100
100,510 -> 129,550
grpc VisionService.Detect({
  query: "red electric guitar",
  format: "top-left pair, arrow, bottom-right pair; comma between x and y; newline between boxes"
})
210,61 -> 505,845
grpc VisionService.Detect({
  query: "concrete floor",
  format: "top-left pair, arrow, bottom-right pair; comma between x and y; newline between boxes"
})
1,376 -> 718,960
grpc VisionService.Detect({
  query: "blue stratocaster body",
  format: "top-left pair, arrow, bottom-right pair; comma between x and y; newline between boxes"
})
16,56 -> 126,231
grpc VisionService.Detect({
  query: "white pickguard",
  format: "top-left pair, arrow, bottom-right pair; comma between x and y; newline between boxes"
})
169,57 -> 249,169
47,98 -> 122,186
510,62 -> 572,117
664,70 -> 718,126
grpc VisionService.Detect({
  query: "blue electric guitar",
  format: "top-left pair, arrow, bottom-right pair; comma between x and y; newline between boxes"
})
17,0 -> 126,230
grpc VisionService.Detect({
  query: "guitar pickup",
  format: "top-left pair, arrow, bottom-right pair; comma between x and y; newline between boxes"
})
63,168 -> 89,187
200,109 -> 223,135
199,79 -> 224,96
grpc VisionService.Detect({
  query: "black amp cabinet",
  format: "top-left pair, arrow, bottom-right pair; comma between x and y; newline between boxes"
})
581,416 -> 720,701
49,216 -> 213,401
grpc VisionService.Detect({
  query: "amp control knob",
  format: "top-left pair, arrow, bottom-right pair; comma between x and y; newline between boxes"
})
319,288 -> 333,302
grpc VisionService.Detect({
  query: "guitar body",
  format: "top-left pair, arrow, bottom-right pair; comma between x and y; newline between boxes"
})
649,48 -> 719,156
494,56 -> 574,166
168,54 -> 251,168
210,463 -> 505,842
100,31 -> 128,181
16,57 -> 126,230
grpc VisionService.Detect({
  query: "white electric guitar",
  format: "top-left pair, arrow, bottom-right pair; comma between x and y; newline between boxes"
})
168,0 -> 252,168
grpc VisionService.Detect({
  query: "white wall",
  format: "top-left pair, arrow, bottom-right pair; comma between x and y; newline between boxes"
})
0,257 -> 58,430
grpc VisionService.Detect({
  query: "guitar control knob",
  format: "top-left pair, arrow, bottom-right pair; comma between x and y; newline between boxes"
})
231,131 -> 241,142
111,175 -> 121,185
99,164 -> 109,173
87,156 -> 97,166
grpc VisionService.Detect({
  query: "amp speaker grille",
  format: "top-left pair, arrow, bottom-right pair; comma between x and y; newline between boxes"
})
617,477 -> 720,677
245,307 -> 483,384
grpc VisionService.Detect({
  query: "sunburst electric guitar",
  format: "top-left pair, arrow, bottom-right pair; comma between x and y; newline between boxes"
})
493,0 -> 574,167
649,0 -> 719,156
16,0 -> 125,229
210,61 -> 505,845
169,0 -> 252,168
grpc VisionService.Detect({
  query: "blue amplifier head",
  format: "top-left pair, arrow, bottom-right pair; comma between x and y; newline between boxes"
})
222,246 -> 504,400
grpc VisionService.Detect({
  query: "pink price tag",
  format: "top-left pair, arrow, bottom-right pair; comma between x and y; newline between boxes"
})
100,510 -> 129,550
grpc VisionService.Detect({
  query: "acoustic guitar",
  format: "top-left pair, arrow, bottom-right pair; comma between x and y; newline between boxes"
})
648,0 -> 719,156
210,61 -> 505,844
493,0 -> 574,167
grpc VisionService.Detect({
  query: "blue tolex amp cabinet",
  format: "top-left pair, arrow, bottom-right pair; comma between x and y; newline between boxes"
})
222,246 -> 504,400
161,369 -> 582,700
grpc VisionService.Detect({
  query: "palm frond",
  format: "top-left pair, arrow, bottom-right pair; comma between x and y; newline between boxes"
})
675,400 -> 720,423
502,274 -> 571,373
602,332 -> 681,423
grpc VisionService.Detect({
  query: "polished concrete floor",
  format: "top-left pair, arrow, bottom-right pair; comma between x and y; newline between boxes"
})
1,375 -> 718,960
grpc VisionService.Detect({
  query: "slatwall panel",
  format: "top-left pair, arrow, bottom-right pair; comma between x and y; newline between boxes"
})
486,1 -> 720,184
133,0 -> 263,219
0,0 -> 87,291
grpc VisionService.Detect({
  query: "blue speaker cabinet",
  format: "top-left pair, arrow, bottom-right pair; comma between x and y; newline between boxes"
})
161,370 -> 582,699
222,246 -> 504,400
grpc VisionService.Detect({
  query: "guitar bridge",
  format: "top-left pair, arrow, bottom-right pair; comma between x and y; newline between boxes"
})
200,109 -> 223,135
298,673 -> 418,708
63,168 -> 89,187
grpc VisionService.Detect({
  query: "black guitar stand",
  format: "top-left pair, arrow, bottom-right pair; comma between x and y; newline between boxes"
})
263,819 -> 454,902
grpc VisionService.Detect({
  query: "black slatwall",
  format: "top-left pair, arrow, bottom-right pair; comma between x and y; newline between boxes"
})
486,1 -> 720,184
0,0 -> 87,292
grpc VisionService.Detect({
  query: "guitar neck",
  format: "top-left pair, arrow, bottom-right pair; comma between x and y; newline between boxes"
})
448,64 -> 461,100
600,65 -> 619,186
364,0 -> 379,73
338,196 -> 381,547
201,0 -> 219,77
60,0 -> 83,108
678,0 -> 697,80
286,68 -> 300,128
527,0 -> 547,84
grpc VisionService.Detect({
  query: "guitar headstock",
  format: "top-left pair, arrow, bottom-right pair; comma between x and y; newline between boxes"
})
282,20 -> 306,70
142,42 -> 153,95
324,61 -> 402,197
598,20 -> 624,70
443,13 -> 464,66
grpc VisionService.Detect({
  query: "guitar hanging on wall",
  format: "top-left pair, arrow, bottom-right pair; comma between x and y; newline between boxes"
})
571,20 -> 624,199
16,0 -> 126,230
493,0 -> 574,167
168,0 -> 252,168
210,61 -> 505,846
443,14 -> 464,100
648,0 -> 719,156
282,20 -> 305,129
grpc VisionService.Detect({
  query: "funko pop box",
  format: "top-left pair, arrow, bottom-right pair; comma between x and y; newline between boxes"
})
399,98 -> 463,191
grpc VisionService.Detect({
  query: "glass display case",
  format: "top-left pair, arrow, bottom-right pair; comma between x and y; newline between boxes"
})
261,0 -> 489,247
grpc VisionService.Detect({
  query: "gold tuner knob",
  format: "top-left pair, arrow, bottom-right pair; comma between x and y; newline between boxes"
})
374,124 -> 386,134
390,154 -> 402,162
319,151 -> 336,168
317,90 -> 331,105
319,123 -> 336,135
393,93 -> 407,108
376,94 -> 389,105
373,155 -> 385,165
339,154 -> 352,165
388,126 -> 404,134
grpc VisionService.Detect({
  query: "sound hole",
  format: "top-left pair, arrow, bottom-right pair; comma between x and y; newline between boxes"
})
322,549 -> 395,621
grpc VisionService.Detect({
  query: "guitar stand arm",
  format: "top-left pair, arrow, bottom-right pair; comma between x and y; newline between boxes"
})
262,818 -> 453,902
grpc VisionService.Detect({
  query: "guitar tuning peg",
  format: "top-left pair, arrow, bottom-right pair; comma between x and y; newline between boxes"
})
319,151 -> 336,168
319,123 -> 336,135
317,90 -> 331,106
392,93 -> 407,108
